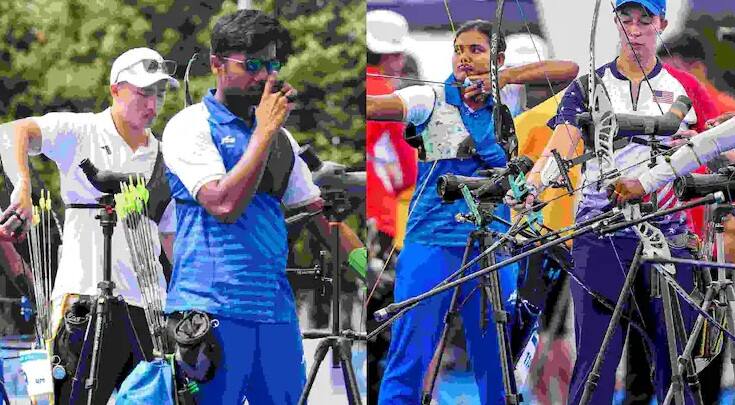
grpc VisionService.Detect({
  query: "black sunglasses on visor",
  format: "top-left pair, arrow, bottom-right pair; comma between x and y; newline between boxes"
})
115,59 -> 177,83
139,59 -> 177,75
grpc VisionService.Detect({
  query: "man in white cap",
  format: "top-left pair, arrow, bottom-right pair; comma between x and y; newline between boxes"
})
367,9 -> 413,88
3,46 -> 178,404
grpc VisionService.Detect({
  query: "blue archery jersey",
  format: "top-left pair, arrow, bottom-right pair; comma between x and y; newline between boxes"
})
162,90 -> 311,323
398,75 -> 511,247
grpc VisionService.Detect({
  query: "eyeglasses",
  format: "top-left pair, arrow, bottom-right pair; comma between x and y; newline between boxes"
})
222,57 -> 282,74
132,83 -> 167,98
114,59 -> 177,83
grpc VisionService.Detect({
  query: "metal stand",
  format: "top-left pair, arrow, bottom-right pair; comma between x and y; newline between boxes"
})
372,196 -> 718,332
85,200 -> 117,405
657,204 -> 735,404
66,197 -> 144,405
298,191 -> 364,405
420,222 -> 520,405
579,238 -> 705,405
479,226 -> 520,405
421,236 -> 473,405
371,194 -> 721,405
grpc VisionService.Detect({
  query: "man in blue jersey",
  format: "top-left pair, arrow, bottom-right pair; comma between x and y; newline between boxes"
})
367,19 -> 579,404
162,9 -> 362,405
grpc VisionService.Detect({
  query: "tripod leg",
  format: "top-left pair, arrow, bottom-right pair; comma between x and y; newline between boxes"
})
68,307 -> 96,404
480,233 -> 518,405
421,238 -> 473,404
665,281 -> 704,405
723,282 -> 735,365
336,338 -> 363,405
664,285 -> 714,404
660,277 -> 685,405
85,294 -> 111,405
298,338 -> 333,405
421,285 -> 462,404
483,279 -> 518,405
579,244 -> 643,405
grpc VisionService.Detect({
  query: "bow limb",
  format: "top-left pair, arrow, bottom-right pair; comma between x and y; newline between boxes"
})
491,0 -> 519,160
622,204 -> 676,273
509,0 -> 590,194
588,0 -> 623,189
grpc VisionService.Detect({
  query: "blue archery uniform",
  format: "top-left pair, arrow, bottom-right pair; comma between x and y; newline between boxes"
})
379,75 -> 519,405
404,77 -> 511,246
162,89 -> 320,404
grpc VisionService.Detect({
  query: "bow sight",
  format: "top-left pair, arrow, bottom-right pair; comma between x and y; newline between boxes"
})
437,155 -> 534,203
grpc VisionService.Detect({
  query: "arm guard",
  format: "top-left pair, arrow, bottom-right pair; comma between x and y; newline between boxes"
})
638,117 -> 735,194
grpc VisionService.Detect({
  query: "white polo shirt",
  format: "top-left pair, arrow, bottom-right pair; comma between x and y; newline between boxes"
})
29,108 -> 174,307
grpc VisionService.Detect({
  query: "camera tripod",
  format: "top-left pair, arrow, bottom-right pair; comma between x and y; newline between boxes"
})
578,241 -> 702,405
419,201 -> 520,405
372,193 -> 722,405
297,190 -> 365,405
657,203 -> 735,404
578,203 -> 735,405
65,196 -> 146,405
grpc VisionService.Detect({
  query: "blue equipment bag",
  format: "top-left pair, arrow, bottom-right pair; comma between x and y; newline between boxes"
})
116,358 -> 174,405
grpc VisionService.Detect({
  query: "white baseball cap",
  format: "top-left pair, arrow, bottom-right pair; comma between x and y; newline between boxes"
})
367,10 -> 413,54
110,47 -> 179,88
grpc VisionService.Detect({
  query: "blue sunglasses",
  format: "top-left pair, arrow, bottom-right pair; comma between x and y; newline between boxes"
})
222,56 -> 282,74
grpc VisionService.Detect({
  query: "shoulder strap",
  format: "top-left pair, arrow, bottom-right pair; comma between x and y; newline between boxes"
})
256,128 -> 295,200
145,143 -> 172,225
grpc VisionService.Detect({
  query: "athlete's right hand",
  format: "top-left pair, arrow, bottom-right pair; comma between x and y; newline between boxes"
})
503,184 -> 539,212
609,178 -> 646,206
705,111 -> 735,129
255,73 -> 292,137
1,187 -> 31,241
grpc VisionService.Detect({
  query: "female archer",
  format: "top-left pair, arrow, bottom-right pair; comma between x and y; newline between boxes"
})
506,0 -> 719,403
367,18 -> 578,405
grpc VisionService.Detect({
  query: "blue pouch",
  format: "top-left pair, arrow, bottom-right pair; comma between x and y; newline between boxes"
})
116,358 -> 174,405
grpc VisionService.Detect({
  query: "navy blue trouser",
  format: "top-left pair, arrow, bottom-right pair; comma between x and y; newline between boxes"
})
378,241 -> 518,405
195,317 -> 306,404
568,233 -> 697,404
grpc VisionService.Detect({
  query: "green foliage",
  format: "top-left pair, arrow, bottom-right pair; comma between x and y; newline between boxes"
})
181,0 -> 366,167
270,0 -> 366,166
0,0 -> 366,256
